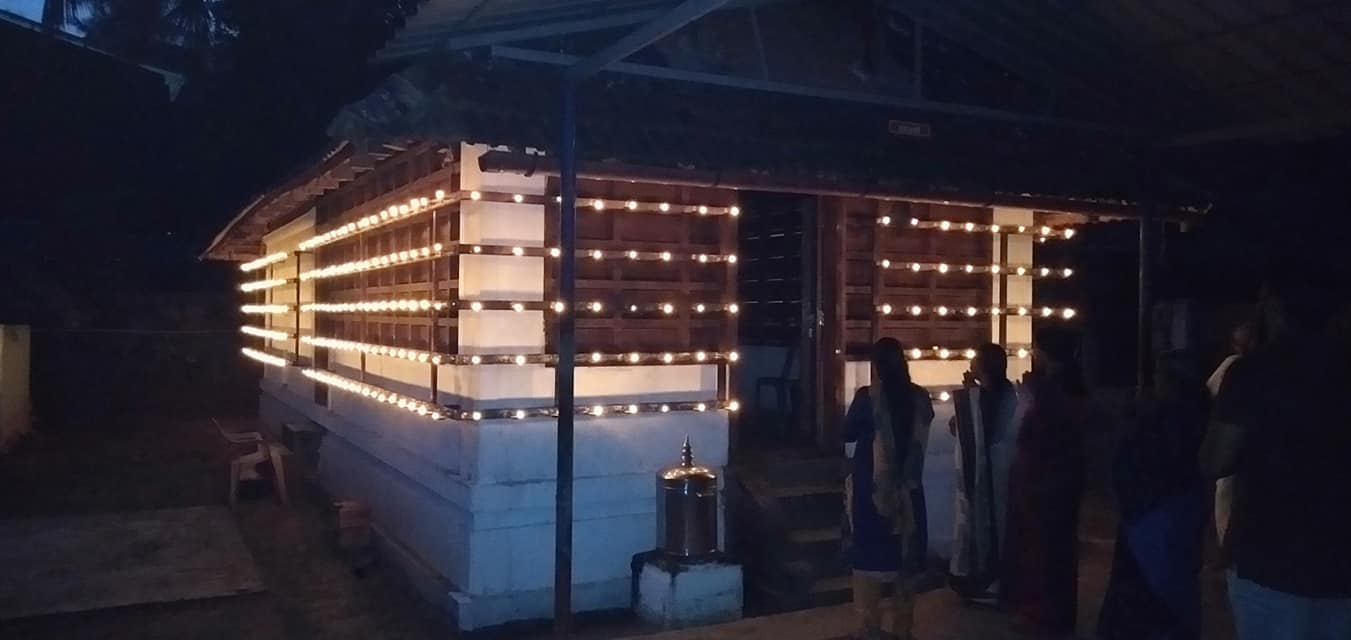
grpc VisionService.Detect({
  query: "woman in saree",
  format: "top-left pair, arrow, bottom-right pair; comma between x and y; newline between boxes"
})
948,343 -> 1020,605
1097,351 -> 1209,640
843,337 -> 936,640
1002,333 -> 1087,638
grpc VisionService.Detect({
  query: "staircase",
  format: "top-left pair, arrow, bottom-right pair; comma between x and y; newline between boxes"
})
730,449 -> 853,613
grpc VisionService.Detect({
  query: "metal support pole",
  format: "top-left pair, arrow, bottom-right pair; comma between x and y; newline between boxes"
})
1137,216 -> 1153,396
998,232 -> 1009,345
294,254 -> 302,362
553,81 -> 578,636
429,209 -> 440,402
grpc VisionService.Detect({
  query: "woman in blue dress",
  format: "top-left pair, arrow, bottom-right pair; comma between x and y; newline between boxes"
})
844,337 -> 936,640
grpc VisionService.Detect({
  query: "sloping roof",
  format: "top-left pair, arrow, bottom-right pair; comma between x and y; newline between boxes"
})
201,142 -> 366,260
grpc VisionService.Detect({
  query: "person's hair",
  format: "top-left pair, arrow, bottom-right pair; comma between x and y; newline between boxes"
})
872,337 -> 915,445
1261,267 -> 1341,335
975,343 -> 1009,383
1035,329 -> 1088,396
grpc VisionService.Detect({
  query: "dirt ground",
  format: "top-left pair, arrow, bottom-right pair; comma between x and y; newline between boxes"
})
0,413 -> 1235,640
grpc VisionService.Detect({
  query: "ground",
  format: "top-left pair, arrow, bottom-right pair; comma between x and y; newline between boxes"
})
0,413 -> 1234,639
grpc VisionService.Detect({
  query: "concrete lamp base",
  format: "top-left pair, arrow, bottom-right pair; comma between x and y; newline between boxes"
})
633,552 -> 743,630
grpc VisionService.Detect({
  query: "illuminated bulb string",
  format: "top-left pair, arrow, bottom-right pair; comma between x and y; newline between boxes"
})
298,189 -> 452,251
904,346 -> 1033,361
881,216 -> 1076,239
240,278 -> 290,293
456,399 -> 740,422
299,243 -> 444,281
241,304 -> 291,314
240,252 -> 290,272
302,369 -> 446,420
877,305 -> 1077,320
879,261 -> 1073,278
241,347 -> 288,367
302,299 -> 447,314
241,326 -> 289,340
302,336 -> 739,368
301,336 -> 445,365
459,300 -> 740,315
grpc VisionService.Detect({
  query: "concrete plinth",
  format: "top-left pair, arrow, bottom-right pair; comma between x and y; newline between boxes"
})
634,553 -> 743,630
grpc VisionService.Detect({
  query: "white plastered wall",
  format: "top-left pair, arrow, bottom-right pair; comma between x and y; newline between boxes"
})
254,143 -> 731,630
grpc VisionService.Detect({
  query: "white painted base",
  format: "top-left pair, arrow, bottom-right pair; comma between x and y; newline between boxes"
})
636,557 -> 743,630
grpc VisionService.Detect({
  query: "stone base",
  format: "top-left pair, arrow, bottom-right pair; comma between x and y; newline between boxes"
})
634,552 -> 743,630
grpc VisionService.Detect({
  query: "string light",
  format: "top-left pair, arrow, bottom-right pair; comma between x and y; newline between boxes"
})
241,304 -> 290,314
241,347 -> 287,367
548,195 -> 735,216
241,326 -> 288,340
302,299 -> 447,313
449,399 -> 739,421
303,369 -> 445,420
297,188 -> 452,251
299,243 -> 443,281
544,301 -> 740,315
240,278 -> 289,292
877,305 -> 1077,319
886,217 -> 1075,238
900,345 -> 1033,360
240,252 -> 290,272
435,350 -> 739,366
301,336 -> 445,365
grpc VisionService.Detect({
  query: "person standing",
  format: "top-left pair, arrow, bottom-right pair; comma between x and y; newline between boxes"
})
1002,333 -> 1087,638
1202,274 -> 1351,640
843,337 -> 936,640
1207,320 -> 1258,553
948,343 -> 1020,605
1097,351 -> 1210,640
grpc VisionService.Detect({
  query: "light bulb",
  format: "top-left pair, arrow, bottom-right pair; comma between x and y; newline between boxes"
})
628,352 -> 641,363
1017,307 -> 1029,316
964,264 -> 974,273
472,245 -> 482,253
937,306 -> 949,316
512,246 -> 524,256
881,304 -> 893,315
1063,268 -> 1074,277
628,250 -> 638,259
1016,267 -> 1027,276
515,410 -> 526,420
1017,225 -> 1027,233
695,303 -> 706,313
591,352 -> 602,363
698,254 -> 708,263
910,218 -> 920,226
728,400 -> 741,412
1040,267 -> 1051,277
1064,228 -> 1077,239
471,411 -> 483,420
728,303 -> 740,314
966,306 -> 979,316
660,405 -> 671,413
512,303 -> 524,313
696,351 -> 708,362
880,216 -> 892,226
727,255 -> 738,264
627,404 -> 639,414
939,391 -> 952,402
938,263 -> 949,273
938,349 -> 951,359
881,259 -> 892,268
662,303 -> 674,315
728,351 -> 739,362
698,205 -> 709,215
470,355 -> 482,364
662,353 -> 674,363
592,199 -> 604,210
909,348 -> 923,359
553,301 -> 566,313
729,206 -> 740,217
591,249 -> 603,260
991,265 -> 1002,274
963,349 -> 977,359
660,251 -> 672,261
659,202 -> 670,212
940,220 -> 951,231
911,263 -> 922,272
514,355 -> 527,365
512,194 -> 524,203
470,301 -> 483,312
964,222 -> 976,232
1040,225 -> 1052,236
695,403 -> 707,412
589,301 -> 603,312
549,247 -> 561,257
1063,308 -> 1077,319
1041,307 -> 1054,318
909,305 -> 923,316
435,189 -> 445,200
627,200 -> 638,210
592,405 -> 605,416
470,191 -> 482,200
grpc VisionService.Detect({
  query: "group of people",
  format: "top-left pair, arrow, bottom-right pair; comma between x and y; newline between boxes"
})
841,274 -> 1351,640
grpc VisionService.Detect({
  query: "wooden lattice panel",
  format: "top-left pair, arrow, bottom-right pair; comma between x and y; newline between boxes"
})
843,199 -> 993,355
544,177 -> 739,354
